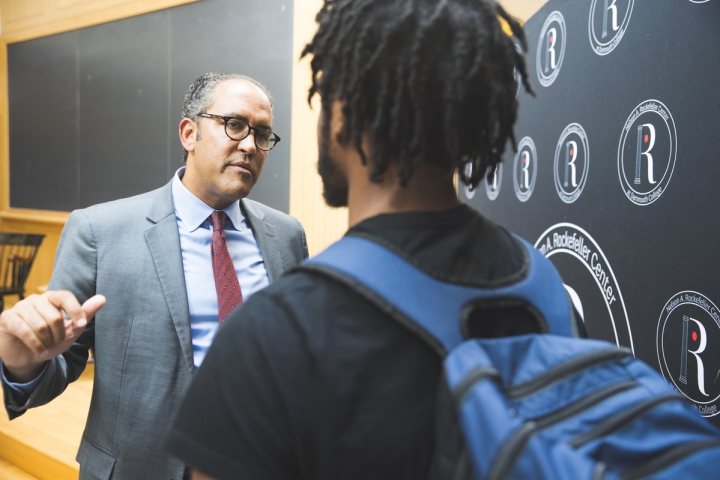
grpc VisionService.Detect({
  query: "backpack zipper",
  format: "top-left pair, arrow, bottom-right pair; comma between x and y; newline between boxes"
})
452,366 -> 502,405
618,439 -> 720,480
451,347 -> 632,406
486,380 -> 638,480
568,394 -> 683,448
505,347 -> 633,399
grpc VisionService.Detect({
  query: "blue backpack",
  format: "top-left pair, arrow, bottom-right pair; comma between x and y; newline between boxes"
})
304,234 -> 720,480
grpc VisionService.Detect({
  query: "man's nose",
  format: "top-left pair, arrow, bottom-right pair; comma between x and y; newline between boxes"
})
238,132 -> 257,154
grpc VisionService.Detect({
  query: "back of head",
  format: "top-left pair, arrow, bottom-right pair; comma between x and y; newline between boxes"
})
303,0 -> 532,188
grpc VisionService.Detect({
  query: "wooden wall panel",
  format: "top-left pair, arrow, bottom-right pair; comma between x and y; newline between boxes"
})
499,0 -> 548,22
56,0 -> 117,9
289,0 -> 348,257
2,0 -> 47,25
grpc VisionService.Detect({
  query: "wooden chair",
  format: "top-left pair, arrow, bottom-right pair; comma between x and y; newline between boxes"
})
0,233 -> 45,312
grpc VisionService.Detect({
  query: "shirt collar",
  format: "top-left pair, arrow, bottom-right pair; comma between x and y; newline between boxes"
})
171,167 -> 246,232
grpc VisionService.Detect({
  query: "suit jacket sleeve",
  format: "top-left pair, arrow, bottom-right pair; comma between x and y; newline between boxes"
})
2,210 -> 96,419
295,216 -> 309,261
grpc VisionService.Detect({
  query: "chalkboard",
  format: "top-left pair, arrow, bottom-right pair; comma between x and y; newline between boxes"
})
8,0 -> 293,213
463,0 -> 720,426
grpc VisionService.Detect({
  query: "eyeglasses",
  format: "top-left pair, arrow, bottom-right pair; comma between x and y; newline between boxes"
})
197,113 -> 281,151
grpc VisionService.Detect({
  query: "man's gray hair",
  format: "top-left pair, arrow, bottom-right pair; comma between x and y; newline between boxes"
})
181,72 -> 274,161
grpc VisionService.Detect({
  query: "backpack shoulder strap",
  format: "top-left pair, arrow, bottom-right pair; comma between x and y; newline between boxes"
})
299,234 -> 575,355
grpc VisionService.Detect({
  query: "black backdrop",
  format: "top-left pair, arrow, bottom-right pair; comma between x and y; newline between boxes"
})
463,0 -> 720,425
8,0 -> 293,213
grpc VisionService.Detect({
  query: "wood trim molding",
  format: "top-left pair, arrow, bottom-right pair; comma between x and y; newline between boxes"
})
0,209 -> 70,225
0,0 -> 200,44
0,37 -> 7,213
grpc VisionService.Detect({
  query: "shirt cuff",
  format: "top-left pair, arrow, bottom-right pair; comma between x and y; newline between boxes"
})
1,360 -> 49,404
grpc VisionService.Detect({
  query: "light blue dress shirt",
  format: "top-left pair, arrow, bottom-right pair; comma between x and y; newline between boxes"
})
2,167 -> 269,397
172,167 -> 269,367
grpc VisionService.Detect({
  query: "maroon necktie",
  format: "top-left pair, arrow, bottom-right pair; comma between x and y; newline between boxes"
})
210,211 -> 243,323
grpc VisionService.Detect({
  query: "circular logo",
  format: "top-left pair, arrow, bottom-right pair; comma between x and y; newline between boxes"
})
554,123 -> 590,204
513,137 -> 538,202
657,291 -> 720,417
535,223 -> 634,352
689,1 -> 710,3
617,99 -> 677,206
536,11 -> 566,87
484,163 -> 503,201
588,0 -> 634,56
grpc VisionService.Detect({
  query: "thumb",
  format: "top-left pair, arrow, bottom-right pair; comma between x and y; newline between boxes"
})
80,295 -> 106,326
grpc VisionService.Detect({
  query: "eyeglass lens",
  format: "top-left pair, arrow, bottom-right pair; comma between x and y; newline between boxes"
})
225,118 -> 278,150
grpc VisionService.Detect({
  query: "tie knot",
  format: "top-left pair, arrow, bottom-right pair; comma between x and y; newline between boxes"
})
210,211 -> 227,231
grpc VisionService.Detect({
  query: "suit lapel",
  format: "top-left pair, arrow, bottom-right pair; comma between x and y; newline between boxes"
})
145,182 -> 194,374
242,199 -> 284,283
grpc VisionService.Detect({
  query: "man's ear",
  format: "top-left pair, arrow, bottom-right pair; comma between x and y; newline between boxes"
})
179,118 -> 197,154
330,100 -> 346,143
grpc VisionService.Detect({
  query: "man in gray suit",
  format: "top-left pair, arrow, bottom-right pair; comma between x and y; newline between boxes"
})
0,72 -> 307,479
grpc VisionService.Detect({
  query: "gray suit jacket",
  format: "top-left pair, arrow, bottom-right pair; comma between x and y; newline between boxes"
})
2,181 -> 308,479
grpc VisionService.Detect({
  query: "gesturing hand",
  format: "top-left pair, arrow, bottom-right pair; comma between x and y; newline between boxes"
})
0,291 -> 106,383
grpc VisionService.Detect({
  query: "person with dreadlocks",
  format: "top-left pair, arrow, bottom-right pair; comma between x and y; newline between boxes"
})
163,1 -> 554,479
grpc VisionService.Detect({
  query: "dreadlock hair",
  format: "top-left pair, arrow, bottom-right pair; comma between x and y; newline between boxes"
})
302,0 -> 533,188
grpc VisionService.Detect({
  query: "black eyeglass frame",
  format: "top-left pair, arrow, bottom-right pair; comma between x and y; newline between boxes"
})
197,113 -> 281,151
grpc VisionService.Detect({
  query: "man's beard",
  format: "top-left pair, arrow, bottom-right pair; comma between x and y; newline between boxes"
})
318,131 -> 349,207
